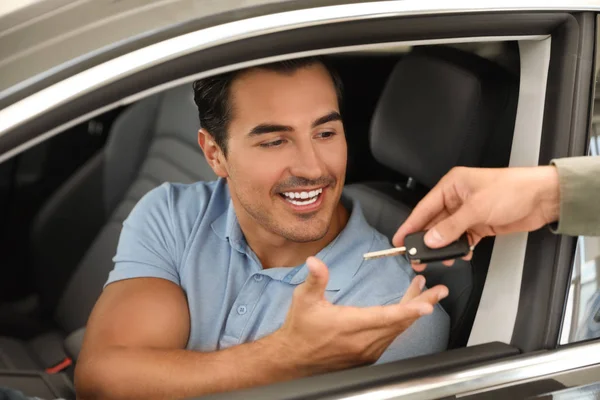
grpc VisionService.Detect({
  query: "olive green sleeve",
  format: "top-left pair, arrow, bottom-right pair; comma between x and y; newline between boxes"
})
549,156 -> 600,237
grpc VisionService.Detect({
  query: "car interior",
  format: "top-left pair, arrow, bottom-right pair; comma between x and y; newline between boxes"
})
0,41 -> 520,398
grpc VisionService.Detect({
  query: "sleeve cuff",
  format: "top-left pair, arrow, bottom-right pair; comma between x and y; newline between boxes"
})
104,262 -> 180,289
549,157 -> 600,237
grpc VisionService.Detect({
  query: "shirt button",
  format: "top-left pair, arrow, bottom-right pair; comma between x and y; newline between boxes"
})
253,275 -> 263,282
237,305 -> 247,315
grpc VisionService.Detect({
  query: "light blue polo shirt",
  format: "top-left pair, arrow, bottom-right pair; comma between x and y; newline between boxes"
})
106,178 -> 449,364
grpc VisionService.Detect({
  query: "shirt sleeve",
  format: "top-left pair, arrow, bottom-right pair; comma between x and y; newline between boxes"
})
105,183 -> 181,287
550,156 -> 600,237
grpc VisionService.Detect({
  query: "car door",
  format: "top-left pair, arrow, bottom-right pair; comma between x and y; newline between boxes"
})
0,2 -> 598,400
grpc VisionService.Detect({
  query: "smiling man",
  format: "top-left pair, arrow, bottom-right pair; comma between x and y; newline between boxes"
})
76,57 -> 450,400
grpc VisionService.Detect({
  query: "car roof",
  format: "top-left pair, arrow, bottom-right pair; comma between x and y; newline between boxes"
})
0,0 -> 330,93
3,0 -> 600,98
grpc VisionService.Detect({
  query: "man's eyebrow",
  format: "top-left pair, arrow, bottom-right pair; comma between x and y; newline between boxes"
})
248,124 -> 293,137
312,111 -> 342,128
247,111 -> 342,137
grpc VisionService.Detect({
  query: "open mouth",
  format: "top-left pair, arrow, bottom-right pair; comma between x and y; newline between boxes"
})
279,188 -> 324,206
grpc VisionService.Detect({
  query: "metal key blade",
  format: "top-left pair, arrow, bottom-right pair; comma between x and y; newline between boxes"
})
363,246 -> 406,260
362,231 -> 471,262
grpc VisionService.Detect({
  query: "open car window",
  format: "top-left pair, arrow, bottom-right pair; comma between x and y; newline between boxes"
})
0,4 -> 598,400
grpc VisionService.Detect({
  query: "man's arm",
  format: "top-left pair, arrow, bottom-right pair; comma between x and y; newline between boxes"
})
75,278 -> 305,400
76,183 -> 316,399
76,258 -> 448,400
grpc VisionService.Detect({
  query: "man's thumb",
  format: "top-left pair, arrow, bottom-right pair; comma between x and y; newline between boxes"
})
425,206 -> 473,248
301,257 -> 329,299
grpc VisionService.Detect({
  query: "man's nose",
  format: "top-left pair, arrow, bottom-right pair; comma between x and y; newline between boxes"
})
290,141 -> 326,180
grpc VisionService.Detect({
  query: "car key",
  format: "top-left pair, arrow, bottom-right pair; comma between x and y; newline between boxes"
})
363,231 -> 472,263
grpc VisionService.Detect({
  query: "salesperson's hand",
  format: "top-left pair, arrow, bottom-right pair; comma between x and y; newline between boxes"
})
393,166 -> 560,271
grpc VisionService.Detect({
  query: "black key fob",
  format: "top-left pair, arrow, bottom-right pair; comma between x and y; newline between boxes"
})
404,231 -> 471,264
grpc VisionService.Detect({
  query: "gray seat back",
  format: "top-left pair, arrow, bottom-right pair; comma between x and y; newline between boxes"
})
345,45 -> 518,348
54,84 -> 216,333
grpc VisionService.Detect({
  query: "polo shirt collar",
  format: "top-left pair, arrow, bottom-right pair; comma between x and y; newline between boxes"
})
212,198 -> 248,255
286,197 -> 372,290
211,194 -> 373,291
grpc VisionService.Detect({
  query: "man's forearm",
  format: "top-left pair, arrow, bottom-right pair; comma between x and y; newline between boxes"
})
76,332 -> 306,400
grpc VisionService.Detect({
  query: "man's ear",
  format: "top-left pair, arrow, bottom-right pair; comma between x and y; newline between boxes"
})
198,129 -> 228,178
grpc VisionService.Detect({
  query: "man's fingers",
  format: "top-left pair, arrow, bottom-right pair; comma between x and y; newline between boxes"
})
399,275 -> 425,305
391,285 -> 449,320
297,257 -> 329,302
388,282 -> 448,324
411,261 -> 427,272
412,284 -> 449,307
348,283 -> 448,330
362,301 -> 430,329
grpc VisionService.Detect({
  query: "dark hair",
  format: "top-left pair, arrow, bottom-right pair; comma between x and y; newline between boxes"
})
192,57 -> 343,156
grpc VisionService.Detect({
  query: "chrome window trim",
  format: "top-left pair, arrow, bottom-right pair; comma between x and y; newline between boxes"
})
0,0 -> 599,135
0,35 -> 546,164
329,340 -> 600,400
468,38 -> 552,347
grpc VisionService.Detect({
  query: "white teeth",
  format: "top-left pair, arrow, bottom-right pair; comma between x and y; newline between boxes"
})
282,188 -> 323,200
287,197 -> 318,206
281,188 -> 323,206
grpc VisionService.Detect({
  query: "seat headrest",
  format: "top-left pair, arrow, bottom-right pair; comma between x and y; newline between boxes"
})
103,84 -> 203,214
370,46 -> 517,188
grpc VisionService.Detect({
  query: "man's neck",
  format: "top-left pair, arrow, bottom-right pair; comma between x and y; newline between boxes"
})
238,203 -> 349,269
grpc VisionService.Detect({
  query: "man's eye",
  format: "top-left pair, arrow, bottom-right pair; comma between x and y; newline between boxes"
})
260,139 -> 285,148
317,131 -> 336,139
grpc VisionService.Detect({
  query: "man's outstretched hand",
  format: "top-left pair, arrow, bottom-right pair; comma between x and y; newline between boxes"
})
393,166 -> 560,271
272,256 -> 448,374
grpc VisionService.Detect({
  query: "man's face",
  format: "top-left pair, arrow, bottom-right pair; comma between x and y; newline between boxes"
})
210,63 -> 347,243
